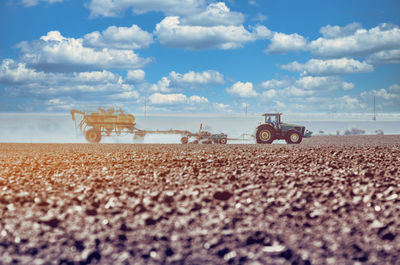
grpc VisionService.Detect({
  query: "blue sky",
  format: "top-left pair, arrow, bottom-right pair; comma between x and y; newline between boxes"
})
1,0 -> 399,114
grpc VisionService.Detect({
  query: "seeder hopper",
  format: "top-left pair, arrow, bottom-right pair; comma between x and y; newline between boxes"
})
70,107 -> 230,144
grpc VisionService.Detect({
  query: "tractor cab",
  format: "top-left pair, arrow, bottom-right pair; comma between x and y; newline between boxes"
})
262,113 -> 282,130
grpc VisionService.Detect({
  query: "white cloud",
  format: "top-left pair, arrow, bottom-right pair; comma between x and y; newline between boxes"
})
335,95 -> 366,111
295,76 -> 354,90
261,79 -> 290,89
188,95 -> 208,104
149,93 -> 187,105
126,69 -> 145,83
266,32 -> 307,54
181,2 -> 244,26
252,13 -> 267,23
149,77 -> 172,93
319,23 -> 363,39
366,49 -> 400,65
83,24 -> 153,50
360,84 -> 400,110
214,102 -> 231,112
111,90 -> 140,99
389,84 -> 400,93
262,89 -> 276,99
281,86 -> 314,97
154,16 -> 270,50
226,81 -> 257,98
45,97 -> 75,111
248,0 -> 257,6
280,58 -> 374,76
17,31 -> 151,72
87,0 -> 205,18
274,100 -> 286,109
74,70 -> 121,84
19,0 -> 63,7
0,59 -> 140,95
169,70 -> 224,86
309,23 -> 400,58
149,70 -> 224,92
148,92 -> 209,105
0,59 -> 45,84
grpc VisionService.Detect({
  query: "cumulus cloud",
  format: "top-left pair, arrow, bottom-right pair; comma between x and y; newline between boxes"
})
87,0 -> 205,17
17,31 -> 151,72
18,0 -> 63,7
148,92 -> 208,105
149,70 -> 224,92
111,90 -> 140,99
149,93 -> 187,105
188,95 -> 209,104
280,58 -> 374,76
83,24 -> 153,50
0,59 -> 141,96
265,32 -> 307,54
169,70 -> 224,86
45,97 -> 75,111
0,59 -> 45,84
366,49 -> 400,65
154,16 -> 270,50
181,2 -> 244,26
359,84 -> 400,111
295,76 -> 354,90
262,89 -> 277,99
281,86 -> 314,97
260,79 -> 290,89
335,95 -> 366,111
319,22 -> 363,39
309,23 -> 400,58
150,77 -> 172,93
126,69 -> 145,83
226,81 -> 257,98
214,102 -> 231,112
262,23 -> 400,67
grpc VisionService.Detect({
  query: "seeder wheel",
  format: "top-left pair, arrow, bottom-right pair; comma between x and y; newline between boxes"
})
85,128 -> 102,143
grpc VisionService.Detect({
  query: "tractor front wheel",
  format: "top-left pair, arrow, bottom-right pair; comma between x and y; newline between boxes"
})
286,130 -> 302,144
85,128 -> 102,143
219,137 -> 227,144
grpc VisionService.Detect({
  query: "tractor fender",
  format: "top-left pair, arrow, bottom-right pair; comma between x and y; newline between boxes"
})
256,123 -> 275,132
285,128 -> 300,137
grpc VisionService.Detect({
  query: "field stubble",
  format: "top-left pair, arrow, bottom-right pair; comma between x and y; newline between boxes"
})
0,135 -> 399,264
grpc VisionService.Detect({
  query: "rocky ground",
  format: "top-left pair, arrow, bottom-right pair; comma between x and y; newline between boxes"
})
0,135 -> 399,265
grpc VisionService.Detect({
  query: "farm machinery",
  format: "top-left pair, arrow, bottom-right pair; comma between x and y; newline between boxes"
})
255,113 -> 312,144
70,107 -> 229,144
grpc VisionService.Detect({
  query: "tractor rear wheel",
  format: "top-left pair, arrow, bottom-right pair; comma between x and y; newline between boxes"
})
180,136 -> 188,144
256,126 -> 275,144
286,130 -> 302,144
85,128 -> 102,143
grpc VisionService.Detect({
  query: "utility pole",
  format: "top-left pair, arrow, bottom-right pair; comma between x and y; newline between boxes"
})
144,96 -> 147,120
373,96 -> 376,121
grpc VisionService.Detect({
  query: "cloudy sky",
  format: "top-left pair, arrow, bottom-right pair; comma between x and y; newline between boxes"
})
0,0 -> 399,114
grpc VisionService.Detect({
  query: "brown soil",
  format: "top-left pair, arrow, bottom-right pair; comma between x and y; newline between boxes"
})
0,135 -> 399,264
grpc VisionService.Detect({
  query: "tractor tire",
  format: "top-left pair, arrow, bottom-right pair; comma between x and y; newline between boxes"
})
286,130 -> 302,144
256,126 -> 275,144
180,136 -> 188,144
85,128 -> 102,143
219,137 -> 227,144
